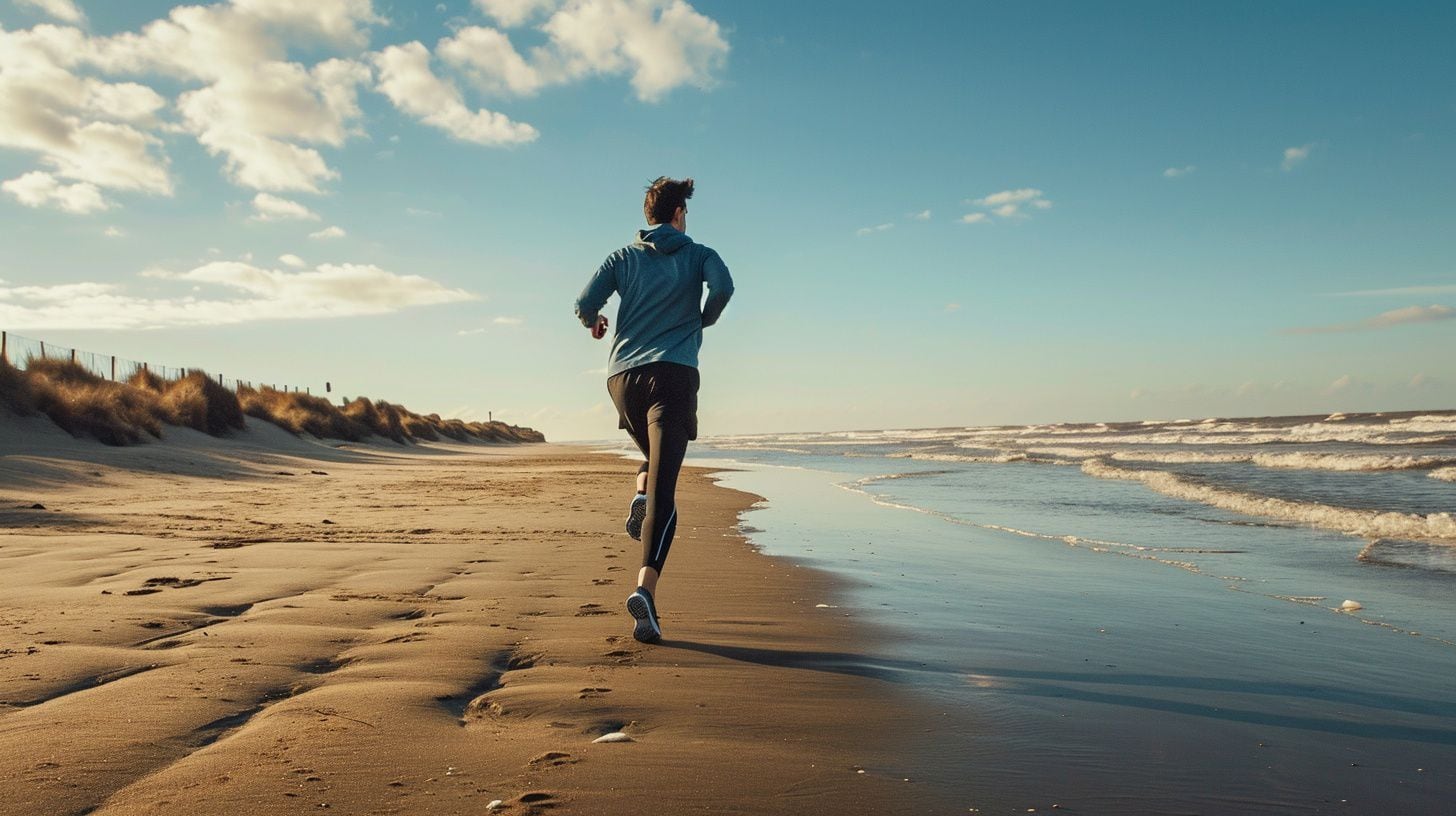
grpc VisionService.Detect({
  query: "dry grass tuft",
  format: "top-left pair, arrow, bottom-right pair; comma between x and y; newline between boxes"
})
0,358 -> 36,416
400,410 -> 440,442
23,359 -> 164,445
238,385 -> 367,441
161,371 -> 246,436
127,367 -> 167,393
343,397 -> 407,443
5,354 -> 545,446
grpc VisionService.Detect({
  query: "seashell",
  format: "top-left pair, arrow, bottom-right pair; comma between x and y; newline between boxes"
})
485,800 -> 503,811
1340,600 -> 1363,611
592,732 -> 634,743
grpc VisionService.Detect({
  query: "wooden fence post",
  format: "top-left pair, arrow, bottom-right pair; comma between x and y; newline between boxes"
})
111,356 -> 116,381
1,331 -> 6,363
40,341 -> 45,358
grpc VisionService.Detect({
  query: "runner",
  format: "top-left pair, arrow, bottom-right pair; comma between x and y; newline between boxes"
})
574,176 -> 735,643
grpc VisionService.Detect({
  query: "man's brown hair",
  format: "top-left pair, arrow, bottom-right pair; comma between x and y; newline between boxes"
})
644,176 -> 694,225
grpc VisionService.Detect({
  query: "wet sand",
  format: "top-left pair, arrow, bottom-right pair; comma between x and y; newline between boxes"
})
0,417 -> 943,816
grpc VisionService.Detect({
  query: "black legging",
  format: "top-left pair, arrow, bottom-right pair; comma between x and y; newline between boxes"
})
607,362 -> 699,574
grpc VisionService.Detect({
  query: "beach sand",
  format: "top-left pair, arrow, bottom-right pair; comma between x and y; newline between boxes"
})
0,417 -> 943,815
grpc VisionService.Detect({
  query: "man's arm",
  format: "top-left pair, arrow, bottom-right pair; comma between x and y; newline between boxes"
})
700,250 -> 734,328
575,253 -> 618,328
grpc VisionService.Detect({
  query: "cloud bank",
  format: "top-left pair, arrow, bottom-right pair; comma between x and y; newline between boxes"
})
0,0 -> 730,213
0,260 -> 477,330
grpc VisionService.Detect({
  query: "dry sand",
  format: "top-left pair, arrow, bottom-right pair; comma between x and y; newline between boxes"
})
0,416 -> 945,815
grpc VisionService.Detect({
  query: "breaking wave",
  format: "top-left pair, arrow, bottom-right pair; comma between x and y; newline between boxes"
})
1106,450 -> 1456,472
1081,460 -> 1456,543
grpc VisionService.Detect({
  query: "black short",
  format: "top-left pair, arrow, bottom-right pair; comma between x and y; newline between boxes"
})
607,361 -> 700,442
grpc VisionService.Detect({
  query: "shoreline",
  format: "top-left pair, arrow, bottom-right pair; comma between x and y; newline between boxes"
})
694,447 -> 1456,814
0,419 -> 947,815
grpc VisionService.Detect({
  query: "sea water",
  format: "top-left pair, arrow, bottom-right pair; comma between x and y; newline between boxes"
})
645,410 -> 1456,813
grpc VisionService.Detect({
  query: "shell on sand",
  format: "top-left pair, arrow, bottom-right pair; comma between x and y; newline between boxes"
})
592,732 -> 634,743
485,800 -> 504,811
1340,600 -> 1363,611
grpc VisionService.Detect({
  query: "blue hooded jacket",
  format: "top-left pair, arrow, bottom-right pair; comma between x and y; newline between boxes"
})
575,224 -> 734,377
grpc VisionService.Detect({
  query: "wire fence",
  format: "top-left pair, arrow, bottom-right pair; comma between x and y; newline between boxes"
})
1,329 -> 318,395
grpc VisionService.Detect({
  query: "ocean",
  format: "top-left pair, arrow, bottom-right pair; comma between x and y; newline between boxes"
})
629,409 -> 1456,813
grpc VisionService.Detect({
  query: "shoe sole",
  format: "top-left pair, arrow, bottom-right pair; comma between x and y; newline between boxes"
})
625,498 -> 647,541
626,592 -> 661,643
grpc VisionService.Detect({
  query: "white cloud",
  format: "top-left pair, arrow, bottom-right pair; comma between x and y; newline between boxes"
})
0,2 -> 381,200
0,260 -> 479,330
1285,304 -> 1456,335
473,0 -> 562,27
493,315 -> 525,325
2,171 -> 111,213
1324,374 -> 1352,395
103,225 -> 126,238
0,26 -> 174,199
439,26 -> 546,96
446,1 -> 729,103
279,253 -> 306,268
372,42 -> 538,146
944,303 -> 960,312
1162,165 -> 1195,179
15,0 -> 85,24
458,327 -> 487,336
1282,143 -> 1313,171
538,0 -> 728,102
959,212 -> 988,224
230,0 -> 383,48
405,206 -> 441,217
250,192 -> 321,222
909,209 -> 931,221
855,222 -> 894,236
310,225 -> 347,239
175,57 -> 372,192
85,2 -> 376,193
969,188 -> 1052,219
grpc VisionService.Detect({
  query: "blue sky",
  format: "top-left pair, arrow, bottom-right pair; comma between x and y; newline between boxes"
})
1,0 -> 1453,441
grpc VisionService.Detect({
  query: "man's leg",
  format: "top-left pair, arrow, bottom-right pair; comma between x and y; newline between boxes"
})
636,413 -> 689,597
610,369 -> 652,540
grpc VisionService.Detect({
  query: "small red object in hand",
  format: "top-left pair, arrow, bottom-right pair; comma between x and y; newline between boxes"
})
591,315 -> 609,340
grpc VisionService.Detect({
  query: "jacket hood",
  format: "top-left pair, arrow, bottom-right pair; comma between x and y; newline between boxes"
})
633,223 -> 692,254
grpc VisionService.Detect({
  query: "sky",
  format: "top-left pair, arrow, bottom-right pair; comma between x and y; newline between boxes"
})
1,0 -> 1453,441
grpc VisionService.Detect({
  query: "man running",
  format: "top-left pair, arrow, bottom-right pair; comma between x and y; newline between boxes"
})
574,176 -> 734,643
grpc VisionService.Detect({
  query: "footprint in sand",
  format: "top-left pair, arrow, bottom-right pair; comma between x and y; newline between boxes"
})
516,791 -> 558,812
577,687 -> 611,699
575,604 -> 610,617
592,578 -> 615,586
527,751 -> 578,768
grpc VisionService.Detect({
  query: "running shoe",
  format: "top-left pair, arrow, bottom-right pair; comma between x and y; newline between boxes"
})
625,493 -> 647,540
626,586 -> 662,643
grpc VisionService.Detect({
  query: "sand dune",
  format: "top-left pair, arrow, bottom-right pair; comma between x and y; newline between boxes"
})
0,416 -> 939,815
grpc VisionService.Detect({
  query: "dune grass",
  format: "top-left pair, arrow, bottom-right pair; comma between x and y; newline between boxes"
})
1,357 -> 544,446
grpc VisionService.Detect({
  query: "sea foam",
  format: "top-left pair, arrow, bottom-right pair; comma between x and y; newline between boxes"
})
1081,460 -> 1456,543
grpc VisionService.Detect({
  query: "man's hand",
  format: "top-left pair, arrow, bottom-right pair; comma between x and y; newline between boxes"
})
591,315 -> 609,340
